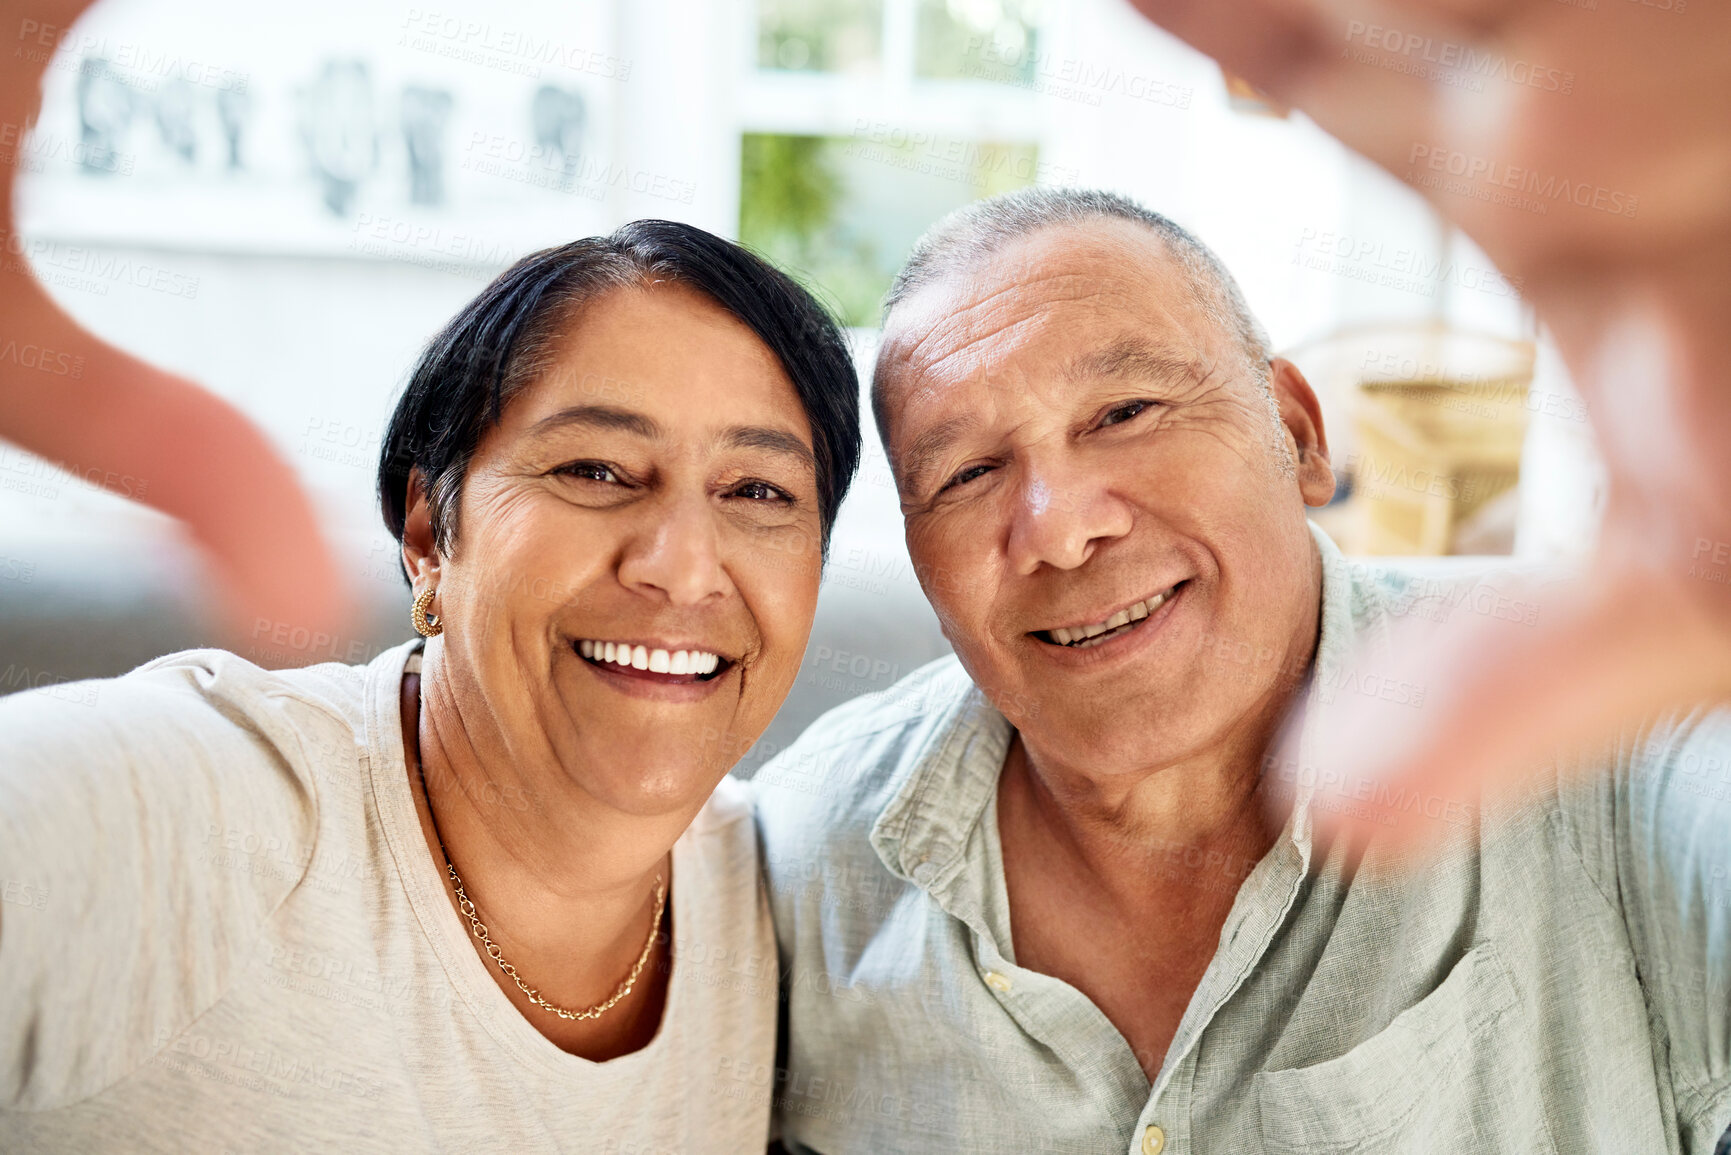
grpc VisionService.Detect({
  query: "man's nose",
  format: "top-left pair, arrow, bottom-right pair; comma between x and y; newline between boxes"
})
616,496 -> 732,606
1004,464 -> 1133,575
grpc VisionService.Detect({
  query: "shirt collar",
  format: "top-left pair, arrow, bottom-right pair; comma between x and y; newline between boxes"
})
868,671 -> 1012,894
1282,522 -> 1362,872
869,522 -> 1366,890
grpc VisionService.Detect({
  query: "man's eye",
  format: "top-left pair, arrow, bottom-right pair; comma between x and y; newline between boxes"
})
940,464 -> 993,492
556,461 -> 620,483
731,480 -> 792,502
1100,400 -> 1153,427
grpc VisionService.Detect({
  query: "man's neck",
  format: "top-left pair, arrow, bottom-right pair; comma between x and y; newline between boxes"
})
996,714 -> 1291,1083
1001,721 -> 1283,913
993,573 -> 1321,1081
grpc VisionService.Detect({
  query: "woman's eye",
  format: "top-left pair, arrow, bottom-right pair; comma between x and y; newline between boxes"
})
556,461 -> 621,483
1100,400 -> 1152,427
940,464 -> 993,492
732,480 -> 791,502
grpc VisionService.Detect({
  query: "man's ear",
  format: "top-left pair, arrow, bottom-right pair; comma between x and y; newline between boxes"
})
1268,357 -> 1336,508
400,468 -> 442,588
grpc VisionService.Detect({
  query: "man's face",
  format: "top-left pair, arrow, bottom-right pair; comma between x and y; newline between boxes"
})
879,220 -> 1335,776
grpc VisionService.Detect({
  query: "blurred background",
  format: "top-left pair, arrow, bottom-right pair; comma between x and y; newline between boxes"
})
0,0 -> 1606,765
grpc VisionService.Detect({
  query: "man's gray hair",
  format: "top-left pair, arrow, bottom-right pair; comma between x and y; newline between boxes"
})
881,186 -> 1273,377
874,187 -> 1291,475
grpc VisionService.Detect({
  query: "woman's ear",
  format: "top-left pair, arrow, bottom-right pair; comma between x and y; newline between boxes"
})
400,468 -> 441,587
1268,357 -> 1336,508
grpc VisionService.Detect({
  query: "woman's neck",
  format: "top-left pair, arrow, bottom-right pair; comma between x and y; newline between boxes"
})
398,665 -> 677,1060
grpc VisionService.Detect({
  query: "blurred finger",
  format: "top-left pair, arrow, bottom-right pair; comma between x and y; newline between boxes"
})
1378,0 -> 1534,40
1125,0 -> 1472,174
0,276 -> 354,651
1301,567 -> 1731,857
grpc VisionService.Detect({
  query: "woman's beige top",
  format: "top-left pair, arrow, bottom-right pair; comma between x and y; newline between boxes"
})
0,638 -> 777,1153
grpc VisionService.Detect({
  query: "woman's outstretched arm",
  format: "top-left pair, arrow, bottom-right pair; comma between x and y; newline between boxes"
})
0,0 -> 351,643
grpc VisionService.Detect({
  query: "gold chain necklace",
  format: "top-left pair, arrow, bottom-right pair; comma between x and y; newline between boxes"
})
413,745 -> 665,1022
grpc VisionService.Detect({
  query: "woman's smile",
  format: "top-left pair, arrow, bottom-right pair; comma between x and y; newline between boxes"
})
576,637 -> 729,678
573,636 -> 737,690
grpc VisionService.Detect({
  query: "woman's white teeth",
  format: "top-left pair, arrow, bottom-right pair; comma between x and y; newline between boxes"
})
1049,588 -> 1173,646
576,640 -> 721,675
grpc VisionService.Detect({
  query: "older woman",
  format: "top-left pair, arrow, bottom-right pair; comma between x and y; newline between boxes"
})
0,220 -> 860,1152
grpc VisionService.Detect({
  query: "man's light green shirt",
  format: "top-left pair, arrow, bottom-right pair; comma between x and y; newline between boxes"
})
753,528 -> 1731,1154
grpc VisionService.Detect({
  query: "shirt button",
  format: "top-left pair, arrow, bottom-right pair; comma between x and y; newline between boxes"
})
982,970 -> 1012,993
1141,1124 -> 1166,1155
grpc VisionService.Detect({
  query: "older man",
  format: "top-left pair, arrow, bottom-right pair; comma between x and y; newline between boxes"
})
751,189 -> 1731,1155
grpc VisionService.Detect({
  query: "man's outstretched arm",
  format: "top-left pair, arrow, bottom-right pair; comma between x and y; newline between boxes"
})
1124,0 -> 1731,842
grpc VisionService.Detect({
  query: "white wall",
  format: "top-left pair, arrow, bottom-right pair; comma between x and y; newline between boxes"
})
1,0 -> 1601,698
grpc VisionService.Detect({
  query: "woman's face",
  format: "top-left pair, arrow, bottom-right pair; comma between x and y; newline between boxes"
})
415,283 -> 825,815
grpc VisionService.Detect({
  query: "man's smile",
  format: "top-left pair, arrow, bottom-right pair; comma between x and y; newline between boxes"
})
1032,581 -> 1187,649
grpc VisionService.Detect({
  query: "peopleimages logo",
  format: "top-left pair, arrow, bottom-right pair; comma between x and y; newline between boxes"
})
0,229 -> 200,300
960,37 -> 1193,110
14,19 -> 250,93
398,9 -> 632,81
1344,21 -> 1574,94
1408,144 -> 1639,218
1293,226 -> 1525,300
0,339 -> 83,377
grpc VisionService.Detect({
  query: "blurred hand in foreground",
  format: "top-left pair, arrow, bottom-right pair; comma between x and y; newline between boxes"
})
0,0 -> 352,648
1125,0 -> 1731,842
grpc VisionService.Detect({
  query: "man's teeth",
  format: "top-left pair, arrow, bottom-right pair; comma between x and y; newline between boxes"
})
1048,588 -> 1173,646
576,640 -> 721,675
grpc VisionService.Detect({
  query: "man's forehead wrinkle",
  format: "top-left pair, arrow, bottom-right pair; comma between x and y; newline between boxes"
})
910,252 -> 1154,330
896,272 -> 1040,371
904,279 -> 1155,387
916,313 -> 1047,385
1064,336 -> 1203,391
879,231 -> 1226,446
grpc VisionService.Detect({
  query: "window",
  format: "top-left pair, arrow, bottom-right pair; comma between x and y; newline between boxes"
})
740,0 -> 1052,325
757,0 -> 884,73
740,130 -> 1038,324
914,0 -> 1042,83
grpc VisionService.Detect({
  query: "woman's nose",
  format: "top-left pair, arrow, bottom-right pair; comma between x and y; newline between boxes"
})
615,497 -> 732,606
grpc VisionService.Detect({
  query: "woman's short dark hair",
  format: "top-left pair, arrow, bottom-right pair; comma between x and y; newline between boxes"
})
377,219 -> 861,574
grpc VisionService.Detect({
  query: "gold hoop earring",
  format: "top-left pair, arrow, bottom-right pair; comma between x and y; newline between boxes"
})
411,587 -> 443,638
